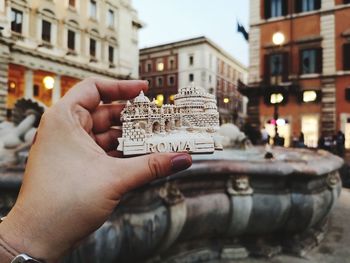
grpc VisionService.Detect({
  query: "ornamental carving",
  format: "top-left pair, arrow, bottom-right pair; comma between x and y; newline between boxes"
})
227,175 -> 253,196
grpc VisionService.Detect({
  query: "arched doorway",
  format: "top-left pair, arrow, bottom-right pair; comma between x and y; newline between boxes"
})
165,120 -> 171,132
153,121 -> 161,133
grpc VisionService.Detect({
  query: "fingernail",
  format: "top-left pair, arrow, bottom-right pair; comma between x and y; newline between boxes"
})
171,154 -> 192,173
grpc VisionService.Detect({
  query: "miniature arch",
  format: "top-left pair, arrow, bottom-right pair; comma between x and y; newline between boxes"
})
164,119 -> 172,132
152,121 -> 161,134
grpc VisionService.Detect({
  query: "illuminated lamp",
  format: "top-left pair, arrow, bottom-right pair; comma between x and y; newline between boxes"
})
303,90 -> 317,103
156,94 -> 164,106
157,62 -> 164,71
272,32 -> 285,46
9,82 -> 16,89
270,93 -> 284,104
43,76 -> 55,90
223,98 -> 230,104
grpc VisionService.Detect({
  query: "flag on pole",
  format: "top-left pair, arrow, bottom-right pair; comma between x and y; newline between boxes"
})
237,21 -> 249,41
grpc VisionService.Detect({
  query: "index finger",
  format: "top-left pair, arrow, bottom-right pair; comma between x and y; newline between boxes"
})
61,77 -> 149,111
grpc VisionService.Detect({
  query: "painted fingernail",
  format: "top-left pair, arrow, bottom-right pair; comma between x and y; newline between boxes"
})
171,154 -> 192,173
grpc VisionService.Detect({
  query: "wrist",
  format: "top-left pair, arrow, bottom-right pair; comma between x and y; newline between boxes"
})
0,206 -> 59,263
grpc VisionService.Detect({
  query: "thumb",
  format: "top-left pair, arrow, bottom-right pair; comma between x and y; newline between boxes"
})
115,153 -> 192,194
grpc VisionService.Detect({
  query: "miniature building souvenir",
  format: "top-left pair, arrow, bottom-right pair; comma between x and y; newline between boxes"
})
117,84 -> 223,155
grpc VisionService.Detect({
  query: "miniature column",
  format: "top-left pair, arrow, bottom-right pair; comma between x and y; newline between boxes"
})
24,69 -> 34,99
52,75 -> 61,104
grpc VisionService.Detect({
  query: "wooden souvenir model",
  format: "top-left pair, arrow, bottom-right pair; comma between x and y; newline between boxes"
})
117,84 -> 223,155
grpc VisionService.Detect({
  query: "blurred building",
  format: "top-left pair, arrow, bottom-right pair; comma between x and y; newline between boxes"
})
0,0 -> 142,119
242,0 -> 350,148
139,36 -> 248,125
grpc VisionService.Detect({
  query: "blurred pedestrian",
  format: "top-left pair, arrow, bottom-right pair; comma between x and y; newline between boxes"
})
261,126 -> 269,145
336,130 -> 346,157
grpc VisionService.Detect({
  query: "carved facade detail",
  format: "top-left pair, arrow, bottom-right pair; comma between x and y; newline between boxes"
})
227,175 -> 253,196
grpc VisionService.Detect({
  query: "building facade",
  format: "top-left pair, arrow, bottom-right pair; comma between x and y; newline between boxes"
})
0,0 -> 142,120
243,0 -> 350,148
139,37 -> 248,125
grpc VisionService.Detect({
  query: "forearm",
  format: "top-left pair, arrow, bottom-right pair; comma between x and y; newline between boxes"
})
0,207 -> 59,263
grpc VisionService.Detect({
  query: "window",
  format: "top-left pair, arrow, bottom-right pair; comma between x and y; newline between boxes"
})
343,43 -> 350,70
157,77 -> 163,87
264,0 -> 287,19
33,85 -> 40,97
169,58 -> 175,69
189,55 -> 194,66
346,88 -> 350,101
296,0 -> 321,13
265,52 -> 289,83
69,0 -> 76,7
300,49 -> 322,74
107,9 -> 114,27
168,76 -> 175,86
67,30 -> 75,51
11,9 -> 23,34
108,46 -> 114,64
157,62 -> 164,71
270,54 -> 283,75
90,38 -> 96,57
42,20 -> 51,43
89,0 -> 97,19
189,73 -> 194,82
146,62 -> 152,72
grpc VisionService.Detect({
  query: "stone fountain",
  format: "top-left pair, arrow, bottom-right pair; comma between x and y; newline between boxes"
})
0,100 -> 345,263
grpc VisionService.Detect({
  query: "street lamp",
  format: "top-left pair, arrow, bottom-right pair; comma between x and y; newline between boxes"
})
272,32 -> 285,46
271,32 -> 285,146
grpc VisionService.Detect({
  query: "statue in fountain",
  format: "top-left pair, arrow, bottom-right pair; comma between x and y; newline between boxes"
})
0,99 -> 44,168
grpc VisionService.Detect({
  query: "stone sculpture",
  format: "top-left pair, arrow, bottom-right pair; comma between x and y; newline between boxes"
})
0,99 -> 44,168
117,84 -> 223,155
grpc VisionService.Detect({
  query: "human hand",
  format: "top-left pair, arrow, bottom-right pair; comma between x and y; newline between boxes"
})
0,78 -> 192,262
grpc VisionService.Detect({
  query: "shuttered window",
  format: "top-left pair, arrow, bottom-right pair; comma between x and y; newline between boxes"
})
300,48 -> 322,74
264,52 -> 289,83
296,0 -> 321,13
264,0 -> 288,19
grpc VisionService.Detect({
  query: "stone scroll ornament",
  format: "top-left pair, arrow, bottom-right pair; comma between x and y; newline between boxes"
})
117,84 -> 223,155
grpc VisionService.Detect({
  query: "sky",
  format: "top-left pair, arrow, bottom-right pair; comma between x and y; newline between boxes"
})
132,0 -> 250,66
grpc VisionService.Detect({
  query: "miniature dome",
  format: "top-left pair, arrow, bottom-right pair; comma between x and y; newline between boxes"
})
134,91 -> 150,103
